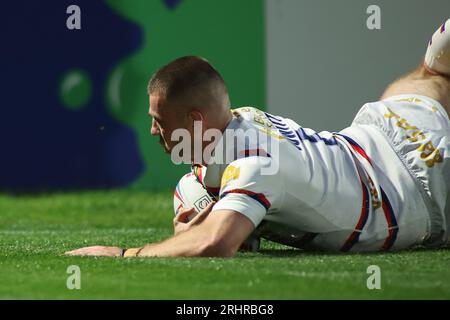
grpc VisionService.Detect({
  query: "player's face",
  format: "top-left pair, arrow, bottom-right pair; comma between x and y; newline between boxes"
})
149,95 -> 188,154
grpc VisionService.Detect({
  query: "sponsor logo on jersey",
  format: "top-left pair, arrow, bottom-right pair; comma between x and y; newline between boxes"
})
221,165 -> 241,187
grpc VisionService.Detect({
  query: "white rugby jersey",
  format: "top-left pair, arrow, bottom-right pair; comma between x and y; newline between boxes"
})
191,105 -> 439,252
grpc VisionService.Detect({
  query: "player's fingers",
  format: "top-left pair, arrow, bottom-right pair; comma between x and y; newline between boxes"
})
174,207 -> 196,223
190,201 -> 216,225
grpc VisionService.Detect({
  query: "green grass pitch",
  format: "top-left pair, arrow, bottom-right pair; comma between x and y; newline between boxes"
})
0,190 -> 449,299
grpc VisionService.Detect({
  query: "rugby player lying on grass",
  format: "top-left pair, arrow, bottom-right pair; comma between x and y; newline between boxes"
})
66,20 -> 450,258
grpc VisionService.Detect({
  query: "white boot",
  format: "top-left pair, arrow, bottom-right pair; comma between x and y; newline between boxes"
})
425,19 -> 450,76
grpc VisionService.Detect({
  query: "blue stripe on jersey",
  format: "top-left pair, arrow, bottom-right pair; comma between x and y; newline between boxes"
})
264,112 -> 302,151
380,187 -> 398,251
264,112 -> 338,148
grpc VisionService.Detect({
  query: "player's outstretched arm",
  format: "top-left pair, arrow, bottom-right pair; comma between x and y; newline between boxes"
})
64,208 -> 254,258
136,209 -> 254,257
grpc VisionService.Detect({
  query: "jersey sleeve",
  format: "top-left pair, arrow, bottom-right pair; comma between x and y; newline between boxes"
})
212,157 -> 284,227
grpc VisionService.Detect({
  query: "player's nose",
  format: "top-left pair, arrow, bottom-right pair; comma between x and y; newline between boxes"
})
150,119 -> 160,136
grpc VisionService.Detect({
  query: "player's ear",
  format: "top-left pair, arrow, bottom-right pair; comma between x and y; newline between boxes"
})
188,110 -> 204,127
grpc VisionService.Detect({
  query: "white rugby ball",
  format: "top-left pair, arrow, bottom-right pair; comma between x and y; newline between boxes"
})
173,173 -> 214,219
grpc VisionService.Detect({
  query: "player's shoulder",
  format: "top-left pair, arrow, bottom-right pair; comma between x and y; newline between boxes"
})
221,156 -> 279,188
218,156 -> 285,213
226,156 -> 272,173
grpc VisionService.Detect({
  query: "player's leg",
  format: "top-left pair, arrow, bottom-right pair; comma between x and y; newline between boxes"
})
377,20 -> 450,248
380,65 -> 450,113
381,19 -> 450,115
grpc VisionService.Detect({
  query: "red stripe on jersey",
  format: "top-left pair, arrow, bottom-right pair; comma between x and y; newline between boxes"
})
337,133 -> 399,251
344,137 -> 373,166
340,178 -> 370,252
221,188 -> 271,210
380,188 -> 398,251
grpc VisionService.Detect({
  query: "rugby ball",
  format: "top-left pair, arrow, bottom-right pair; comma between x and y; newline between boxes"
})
173,173 -> 214,220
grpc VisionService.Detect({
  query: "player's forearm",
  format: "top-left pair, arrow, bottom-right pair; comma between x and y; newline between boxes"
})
126,226 -> 230,257
122,210 -> 250,258
136,239 -> 203,257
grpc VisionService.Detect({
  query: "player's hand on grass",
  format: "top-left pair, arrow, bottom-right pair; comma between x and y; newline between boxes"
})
173,201 -> 216,236
64,246 -> 124,257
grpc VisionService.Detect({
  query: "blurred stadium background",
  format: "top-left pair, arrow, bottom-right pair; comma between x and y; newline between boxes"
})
2,0 -> 449,193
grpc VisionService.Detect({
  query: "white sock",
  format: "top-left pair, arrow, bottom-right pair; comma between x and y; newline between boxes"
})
425,19 -> 450,76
